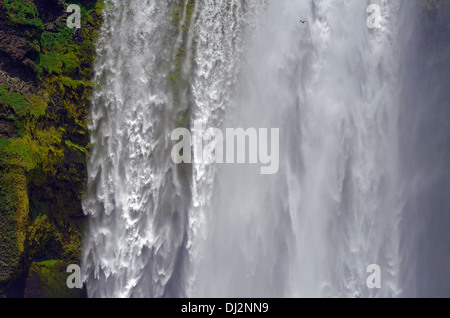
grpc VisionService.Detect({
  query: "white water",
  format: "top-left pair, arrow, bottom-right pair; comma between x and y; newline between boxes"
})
190,0 -> 405,298
82,0 -> 447,298
82,1 -> 187,298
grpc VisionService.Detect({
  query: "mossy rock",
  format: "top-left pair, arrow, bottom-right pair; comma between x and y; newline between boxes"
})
23,260 -> 83,298
27,215 -> 64,261
3,0 -> 44,30
0,0 -> 103,297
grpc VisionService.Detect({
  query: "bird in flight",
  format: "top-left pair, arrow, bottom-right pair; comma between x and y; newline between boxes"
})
300,20 -> 307,24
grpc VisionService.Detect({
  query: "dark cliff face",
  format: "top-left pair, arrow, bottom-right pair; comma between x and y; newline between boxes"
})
0,0 -> 103,297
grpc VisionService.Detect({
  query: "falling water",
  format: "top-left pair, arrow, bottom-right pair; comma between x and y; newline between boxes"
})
82,1 -> 190,298
82,0 -> 450,298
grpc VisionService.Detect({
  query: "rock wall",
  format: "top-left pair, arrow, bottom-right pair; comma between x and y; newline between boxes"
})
0,0 -> 103,297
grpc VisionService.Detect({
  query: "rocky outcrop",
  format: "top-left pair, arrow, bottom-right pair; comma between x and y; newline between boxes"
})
33,0 -> 65,24
0,1 -> 39,83
24,260 -> 84,298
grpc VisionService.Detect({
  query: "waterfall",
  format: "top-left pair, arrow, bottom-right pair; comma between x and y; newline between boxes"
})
81,1 -> 190,298
82,0 -> 450,298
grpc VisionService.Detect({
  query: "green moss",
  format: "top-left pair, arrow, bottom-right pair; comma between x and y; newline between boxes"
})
171,0 -> 195,32
47,76 -> 93,137
36,3 -> 104,80
38,26 -> 82,77
174,116 -> 188,127
168,0 -> 196,112
0,86 -> 47,139
40,29 -> 73,55
62,52 -> 80,76
25,260 -> 82,298
2,137 -> 38,170
27,211 -> 83,265
1,127 -> 64,172
64,140 -> 87,155
0,170 -> 20,282
25,95 -> 47,118
167,1 -> 195,183
0,165 -> 28,285
0,86 -> 29,117
38,53 -> 64,76
0,137 -> 9,148
62,227 -> 82,263
27,215 -> 63,261
4,0 -> 44,30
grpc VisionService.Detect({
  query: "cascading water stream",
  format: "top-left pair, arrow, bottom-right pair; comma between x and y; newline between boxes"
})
82,0 -> 450,298
81,1 -> 190,298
